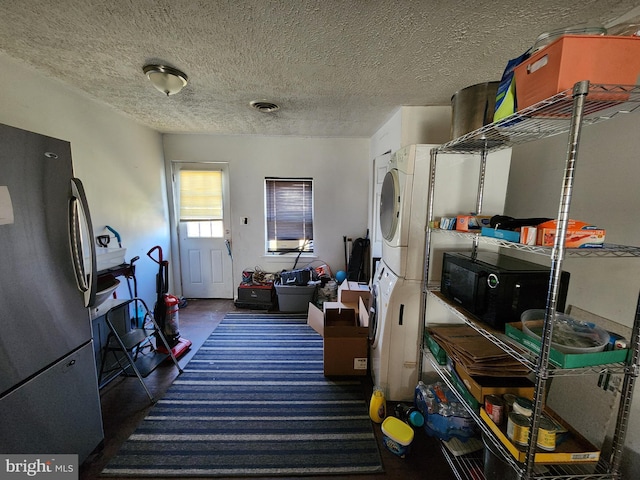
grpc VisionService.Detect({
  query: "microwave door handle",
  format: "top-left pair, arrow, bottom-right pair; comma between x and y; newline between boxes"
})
70,178 -> 97,307
475,270 -> 488,314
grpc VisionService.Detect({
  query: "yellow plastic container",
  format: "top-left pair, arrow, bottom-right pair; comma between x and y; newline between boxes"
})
381,417 -> 414,458
369,387 -> 386,423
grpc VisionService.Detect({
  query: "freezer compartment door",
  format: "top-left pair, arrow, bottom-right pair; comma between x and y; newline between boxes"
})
0,342 -> 104,463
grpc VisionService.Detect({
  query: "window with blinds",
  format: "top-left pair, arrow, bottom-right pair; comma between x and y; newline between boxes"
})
265,178 -> 314,253
179,169 -> 224,238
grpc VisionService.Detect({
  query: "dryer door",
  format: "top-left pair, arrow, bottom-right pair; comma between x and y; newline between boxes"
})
369,283 -> 378,344
369,282 -> 380,347
379,169 -> 400,242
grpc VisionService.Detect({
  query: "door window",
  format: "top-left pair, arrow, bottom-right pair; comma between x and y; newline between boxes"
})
179,170 -> 223,238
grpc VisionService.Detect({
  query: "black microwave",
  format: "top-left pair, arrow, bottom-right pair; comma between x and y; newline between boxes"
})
440,251 -> 570,329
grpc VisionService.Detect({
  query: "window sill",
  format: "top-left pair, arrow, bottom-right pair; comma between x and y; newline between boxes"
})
261,253 -> 318,263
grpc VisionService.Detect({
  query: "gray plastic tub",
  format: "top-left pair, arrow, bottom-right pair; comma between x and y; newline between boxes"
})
275,283 -> 317,312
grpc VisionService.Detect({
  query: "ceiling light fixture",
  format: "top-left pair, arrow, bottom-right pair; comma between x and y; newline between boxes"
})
250,100 -> 280,113
143,64 -> 188,96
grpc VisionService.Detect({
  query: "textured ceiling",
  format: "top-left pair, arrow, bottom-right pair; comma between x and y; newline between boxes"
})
0,1 -> 638,137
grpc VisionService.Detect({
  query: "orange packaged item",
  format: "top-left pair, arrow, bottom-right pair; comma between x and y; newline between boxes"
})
536,219 -> 605,248
514,35 -> 640,111
519,226 -> 537,245
456,215 -> 492,232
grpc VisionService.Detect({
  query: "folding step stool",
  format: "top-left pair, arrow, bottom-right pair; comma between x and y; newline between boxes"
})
98,298 -> 183,402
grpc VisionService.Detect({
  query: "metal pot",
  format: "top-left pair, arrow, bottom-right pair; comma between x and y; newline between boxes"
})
450,81 -> 499,139
483,434 -> 518,480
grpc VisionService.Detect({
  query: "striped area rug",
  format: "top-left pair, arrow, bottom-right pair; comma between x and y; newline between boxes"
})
101,312 -> 383,477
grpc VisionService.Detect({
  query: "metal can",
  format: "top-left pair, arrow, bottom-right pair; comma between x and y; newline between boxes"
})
485,395 -> 504,425
615,338 -> 628,350
502,393 -> 517,413
507,412 -> 530,446
536,417 -> 557,451
513,397 -> 533,417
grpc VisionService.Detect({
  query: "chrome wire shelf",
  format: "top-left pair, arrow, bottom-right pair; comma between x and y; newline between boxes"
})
434,84 -> 640,155
430,230 -> 640,258
427,290 -> 629,377
421,80 -> 638,480
428,355 -> 619,480
439,443 -> 485,480
426,355 -> 523,474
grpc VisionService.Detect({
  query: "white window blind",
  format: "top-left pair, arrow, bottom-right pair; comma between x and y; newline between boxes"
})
265,178 -> 314,253
179,170 -> 223,220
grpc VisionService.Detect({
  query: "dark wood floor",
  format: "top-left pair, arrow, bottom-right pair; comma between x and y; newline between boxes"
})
79,299 -> 458,480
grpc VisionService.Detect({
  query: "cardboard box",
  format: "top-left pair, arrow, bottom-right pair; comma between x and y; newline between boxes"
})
536,220 -> 605,248
481,226 -> 520,242
455,215 -> 492,232
307,299 -> 369,376
505,322 -> 629,369
424,330 -> 447,365
427,322 -> 530,377
520,226 -> 537,245
445,361 -> 481,410
514,35 -> 640,111
480,407 -> 600,464
453,362 -> 535,404
95,247 -> 127,272
439,217 -> 457,230
337,281 -> 371,307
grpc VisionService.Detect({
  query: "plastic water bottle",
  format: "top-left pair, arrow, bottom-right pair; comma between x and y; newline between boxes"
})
394,402 -> 425,428
415,380 -> 437,415
369,386 -> 387,423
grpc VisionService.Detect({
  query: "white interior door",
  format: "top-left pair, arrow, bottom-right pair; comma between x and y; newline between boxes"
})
174,163 -> 233,299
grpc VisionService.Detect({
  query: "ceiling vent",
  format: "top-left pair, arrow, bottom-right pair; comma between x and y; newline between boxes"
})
250,101 -> 280,113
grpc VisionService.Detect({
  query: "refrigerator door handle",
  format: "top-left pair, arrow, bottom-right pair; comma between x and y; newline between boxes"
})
70,178 -> 97,307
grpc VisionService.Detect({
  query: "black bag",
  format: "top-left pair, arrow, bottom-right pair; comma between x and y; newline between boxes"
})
347,237 -> 370,282
280,267 -> 312,286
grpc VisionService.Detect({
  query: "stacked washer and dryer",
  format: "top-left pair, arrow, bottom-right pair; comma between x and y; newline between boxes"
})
369,144 -> 511,401
369,144 -> 433,401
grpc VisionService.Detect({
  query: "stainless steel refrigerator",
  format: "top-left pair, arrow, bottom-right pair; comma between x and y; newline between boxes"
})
0,123 -> 103,462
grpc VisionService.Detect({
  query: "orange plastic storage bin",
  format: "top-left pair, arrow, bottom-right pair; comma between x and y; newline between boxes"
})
514,35 -> 640,110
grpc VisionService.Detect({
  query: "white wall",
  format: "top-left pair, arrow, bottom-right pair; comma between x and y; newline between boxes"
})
368,106 -> 451,270
162,134 -> 370,290
369,105 -> 451,160
0,52 -> 170,309
506,113 -> 640,332
505,110 -> 640,475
